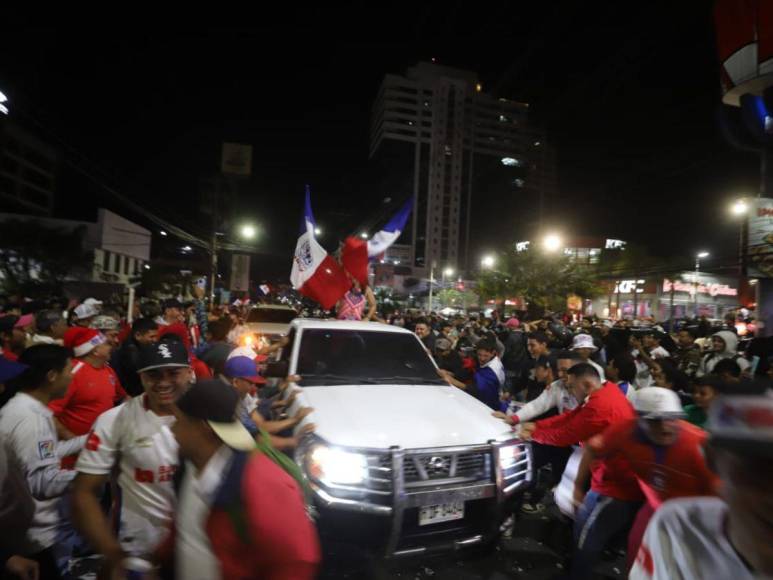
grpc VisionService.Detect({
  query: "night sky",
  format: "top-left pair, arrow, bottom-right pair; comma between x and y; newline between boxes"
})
0,4 -> 760,279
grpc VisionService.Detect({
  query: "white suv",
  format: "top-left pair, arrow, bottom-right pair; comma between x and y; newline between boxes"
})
276,319 -> 532,558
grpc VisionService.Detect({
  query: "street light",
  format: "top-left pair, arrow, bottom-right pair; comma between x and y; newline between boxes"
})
729,197 -> 750,284
694,251 -> 710,318
360,232 -> 369,239
240,224 -> 257,240
543,233 -> 563,252
730,199 -> 749,216
314,227 -> 322,236
443,267 -> 455,278
159,230 -> 168,237
481,255 -> 495,269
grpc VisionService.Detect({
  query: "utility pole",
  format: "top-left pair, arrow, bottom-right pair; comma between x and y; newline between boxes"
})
428,261 -> 436,313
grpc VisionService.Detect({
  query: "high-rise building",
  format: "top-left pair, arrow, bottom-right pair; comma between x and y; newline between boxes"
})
370,61 -> 555,278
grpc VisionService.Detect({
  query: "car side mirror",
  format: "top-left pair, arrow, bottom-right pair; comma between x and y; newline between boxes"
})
263,360 -> 289,378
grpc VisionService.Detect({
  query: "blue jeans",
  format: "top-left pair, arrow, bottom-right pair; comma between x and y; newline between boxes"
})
571,490 -> 641,580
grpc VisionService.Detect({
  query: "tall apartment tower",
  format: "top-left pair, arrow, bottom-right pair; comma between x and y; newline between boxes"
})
370,61 -> 552,277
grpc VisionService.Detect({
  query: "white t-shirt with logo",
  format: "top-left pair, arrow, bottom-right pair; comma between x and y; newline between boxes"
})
630,497 -> 755,580
76,395 -> 178,558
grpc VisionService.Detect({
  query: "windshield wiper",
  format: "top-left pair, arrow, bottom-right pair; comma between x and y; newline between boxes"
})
371,376 -> 448,385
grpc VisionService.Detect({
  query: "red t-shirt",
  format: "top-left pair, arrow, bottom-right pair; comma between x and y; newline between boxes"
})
587,419 -> 719,507
2,350 -> 19,362
533,381 -> 642,501
191,356 -> 212,380
49,360 -> 126,437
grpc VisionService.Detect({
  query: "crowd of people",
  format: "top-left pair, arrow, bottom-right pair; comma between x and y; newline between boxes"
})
395,309 -> 773,579
1,289 -> 772,579
0,293 -> 319,579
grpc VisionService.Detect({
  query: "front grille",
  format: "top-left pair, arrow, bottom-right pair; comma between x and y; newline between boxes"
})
402,451 -> 491,485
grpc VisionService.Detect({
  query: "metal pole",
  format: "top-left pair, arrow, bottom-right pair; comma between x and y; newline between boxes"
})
694,257 -> 700,318
428,262 -> 435,314
210,231 -> 218,309
127,286 -> 135,325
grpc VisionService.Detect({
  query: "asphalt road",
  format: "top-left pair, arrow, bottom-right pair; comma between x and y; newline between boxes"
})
318,496 -> 627,580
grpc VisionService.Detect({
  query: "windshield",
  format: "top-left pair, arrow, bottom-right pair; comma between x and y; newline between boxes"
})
297,329 -> 446,386
246,308 -> 296,324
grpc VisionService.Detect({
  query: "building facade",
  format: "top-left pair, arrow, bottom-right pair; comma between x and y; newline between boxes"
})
0,208 -> 151,287
370,61 -> 554,278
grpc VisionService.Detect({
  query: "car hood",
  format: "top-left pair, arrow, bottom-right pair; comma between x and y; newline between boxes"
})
295,384 -> 515,450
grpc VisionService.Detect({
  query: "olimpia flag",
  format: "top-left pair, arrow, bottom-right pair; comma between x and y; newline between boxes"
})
342,197 -> 413,288
290,186 -> 350,309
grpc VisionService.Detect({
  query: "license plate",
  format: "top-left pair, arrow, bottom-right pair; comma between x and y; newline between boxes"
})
418,501 -> 465,526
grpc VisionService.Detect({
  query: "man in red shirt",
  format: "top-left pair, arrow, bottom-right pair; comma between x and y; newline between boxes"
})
50,327 -> 126,467
580,386 -> 719,571
519,363 -> 642,580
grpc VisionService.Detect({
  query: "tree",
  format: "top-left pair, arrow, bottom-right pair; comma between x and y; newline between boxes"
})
436,287 -> 480,310
477,249 -> 603,318
0,220 -> 90,295
373,286 -> 399,318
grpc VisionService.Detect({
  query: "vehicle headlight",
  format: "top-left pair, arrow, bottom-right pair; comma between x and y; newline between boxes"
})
307,444 -> 367,485
498,443 -> 520,471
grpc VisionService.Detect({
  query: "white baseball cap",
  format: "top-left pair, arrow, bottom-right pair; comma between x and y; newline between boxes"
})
74,303 -> 99,321
633,387 -> 685,419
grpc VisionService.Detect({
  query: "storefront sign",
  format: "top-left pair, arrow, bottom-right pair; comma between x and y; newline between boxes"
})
748,198 -> 773,278
614,279 -> 645,294
662,278 -> 738,297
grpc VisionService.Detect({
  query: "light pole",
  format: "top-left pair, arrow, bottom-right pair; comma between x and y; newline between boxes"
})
694,251 -> 709,318
730,198 -> 749,289
428,261 -> 436,313
441,267 -> 454,308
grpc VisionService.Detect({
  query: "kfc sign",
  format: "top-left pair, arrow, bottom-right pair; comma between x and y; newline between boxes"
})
614,279 -> 645,294
662,278 -> 738,297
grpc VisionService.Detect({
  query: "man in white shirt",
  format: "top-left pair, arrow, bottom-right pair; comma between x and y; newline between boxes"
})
570,334 -> 606,381
72,341 -> 193,578
0,344 -> 86,578
631,383 -> 773,579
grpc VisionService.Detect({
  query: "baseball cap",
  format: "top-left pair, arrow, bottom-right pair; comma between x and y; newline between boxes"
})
0,357 -> 27,384
0,315 -> 19,334
74,303 -> 99,320
36,310 -> 64,332
224,356 -> 265,384
137,341 -> 190,373
435,338 -> 453,352
633,387 -> 685,419
90,316 -> 120,331
14,314 -> 34,329
176,379 -> 256,451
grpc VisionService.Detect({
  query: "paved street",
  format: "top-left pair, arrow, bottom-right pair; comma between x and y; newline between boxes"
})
319,493 -> 627,580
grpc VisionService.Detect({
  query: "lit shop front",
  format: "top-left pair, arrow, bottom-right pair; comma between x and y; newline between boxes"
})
587,274 -> 740,320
